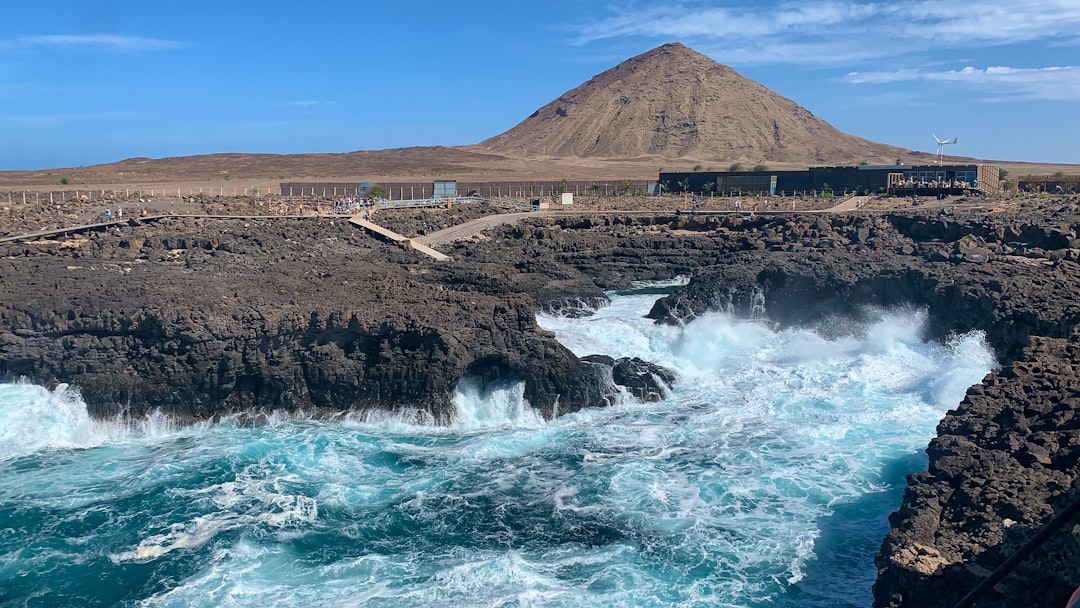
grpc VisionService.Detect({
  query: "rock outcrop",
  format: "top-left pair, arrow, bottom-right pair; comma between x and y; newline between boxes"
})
0,213 -> 677,422
636,199 -> 1080,607
3,195 -> 1080,605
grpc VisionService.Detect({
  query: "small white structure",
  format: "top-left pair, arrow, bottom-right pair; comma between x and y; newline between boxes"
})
561,193 -> 574,205
932,133 -> 958,164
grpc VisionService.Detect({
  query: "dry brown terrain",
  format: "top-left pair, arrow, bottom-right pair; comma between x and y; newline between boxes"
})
1,42 -> 1076,193
482,43 -> 915,164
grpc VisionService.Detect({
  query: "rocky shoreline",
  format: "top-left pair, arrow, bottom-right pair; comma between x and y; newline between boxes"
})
2,194 -> 1079,605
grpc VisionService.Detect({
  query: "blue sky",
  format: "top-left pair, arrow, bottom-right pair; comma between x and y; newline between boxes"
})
2,0 -> 1078,170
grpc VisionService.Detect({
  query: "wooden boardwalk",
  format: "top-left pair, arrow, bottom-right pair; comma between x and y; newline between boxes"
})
348,215 -> 450,261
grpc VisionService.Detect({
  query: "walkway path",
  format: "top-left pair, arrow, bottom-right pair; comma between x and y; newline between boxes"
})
416,211 -> 540,247
412,198 -> 872,248
825,196 -> 865,212
349,215 -> 450,261
0,195 -> 954,255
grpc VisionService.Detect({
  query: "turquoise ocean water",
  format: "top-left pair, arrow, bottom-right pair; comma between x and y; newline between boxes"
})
0,293 -> 994,607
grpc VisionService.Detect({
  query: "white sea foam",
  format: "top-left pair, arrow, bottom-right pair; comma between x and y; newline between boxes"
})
2,291 -> 998,607
0,382 -> 97,460
451,376 -> 545,428
112,466 -> 318,564
537,293 -> 996,599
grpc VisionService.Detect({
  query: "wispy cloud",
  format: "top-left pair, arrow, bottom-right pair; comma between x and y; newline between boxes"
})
845,65 -> 1080,101
1,34 -> 183,53
570,0 -> 1080,66
283,100 -> 336,107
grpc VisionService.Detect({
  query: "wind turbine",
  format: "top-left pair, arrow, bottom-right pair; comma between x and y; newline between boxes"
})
933,133 -> 958,164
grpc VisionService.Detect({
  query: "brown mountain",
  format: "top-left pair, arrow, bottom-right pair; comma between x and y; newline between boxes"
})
479,42 -> 915,166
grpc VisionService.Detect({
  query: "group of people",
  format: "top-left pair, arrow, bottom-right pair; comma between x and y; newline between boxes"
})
103,207 -> 122,221
895,177 -> 972,189
266,196 -> 381,217
687,198 -> 791,214
329,196 -> 376,215
731,199 -> 774,212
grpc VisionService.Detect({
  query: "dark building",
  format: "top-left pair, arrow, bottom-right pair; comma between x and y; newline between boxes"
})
660,164 -> 1002,197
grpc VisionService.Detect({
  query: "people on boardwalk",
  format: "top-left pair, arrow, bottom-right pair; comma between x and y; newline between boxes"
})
104,208 -> 112,221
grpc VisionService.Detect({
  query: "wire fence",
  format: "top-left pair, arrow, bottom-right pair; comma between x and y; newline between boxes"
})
1,180 -> 658,205
279,180 -> 657,200
1,187 -> 279,205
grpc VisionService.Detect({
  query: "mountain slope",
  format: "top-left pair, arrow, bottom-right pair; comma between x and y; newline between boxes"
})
480,42 -> 912,165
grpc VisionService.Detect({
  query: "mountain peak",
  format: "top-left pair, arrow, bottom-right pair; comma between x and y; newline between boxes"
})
480,43 -> 906,164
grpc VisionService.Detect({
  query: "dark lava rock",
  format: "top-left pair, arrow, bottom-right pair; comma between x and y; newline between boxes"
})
5,197 -> 1080,606
580,354 -> 679,403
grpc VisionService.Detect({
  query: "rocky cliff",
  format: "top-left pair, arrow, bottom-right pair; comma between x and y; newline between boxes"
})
0,212 -> 676,423
640,201 -> 1080,607
2,195 -> 1079,604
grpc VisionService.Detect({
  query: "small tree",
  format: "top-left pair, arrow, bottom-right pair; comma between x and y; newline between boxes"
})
558,178 -> 568,193
59,177 -> 69,185
693,164 -> 703,172
365,185 -> 388,199
728,162 -> 743,172
753,164 -> 769,172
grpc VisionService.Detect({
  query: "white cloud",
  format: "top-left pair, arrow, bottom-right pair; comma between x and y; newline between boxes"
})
844,65 -> 1080,101
286,100 -> 336,107
1,34 -> 183,53
571,0 -> 1080,66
